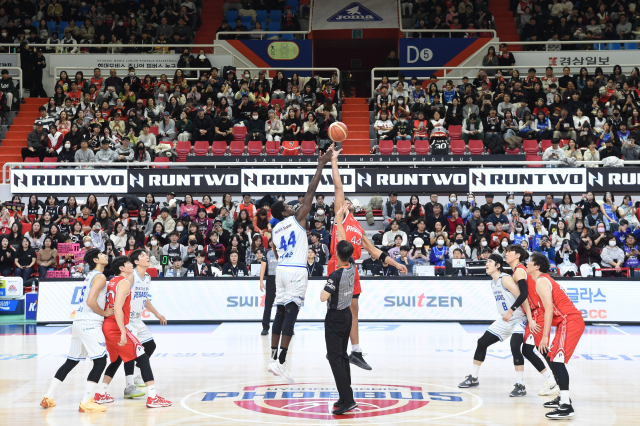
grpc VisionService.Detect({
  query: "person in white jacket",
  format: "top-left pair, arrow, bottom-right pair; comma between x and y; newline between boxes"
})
382,221 -> 408,246
265,110 -> 283,142
374,110 -> 394,140
542,139 -> 566,165
110,222 -> 128,249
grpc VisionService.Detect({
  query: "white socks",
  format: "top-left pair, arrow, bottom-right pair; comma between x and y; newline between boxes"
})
560,390 -> 570,405
126,375 -> 134,387
515,371 -> 524,385
81,382 -> 95,404
471,363 -> 481,378
99,382 -> 109,393
147,385 -> 156,399
352,344 -> 361,353
542,369 -> 554,382
45,378 -> 62,399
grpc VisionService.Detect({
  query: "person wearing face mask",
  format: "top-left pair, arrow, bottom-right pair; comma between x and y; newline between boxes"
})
534,236 -> 556,267
591,221 -> 612,249
191,50 -> 212,79
246,110 -> 265,144
443,193 -> 469,220
600,235 -> 625,277
452,234 -> 471,258
510,222 -> 527,246
492,237 -> 511,260
430,236 -> 449,274
57,140 -> 76,163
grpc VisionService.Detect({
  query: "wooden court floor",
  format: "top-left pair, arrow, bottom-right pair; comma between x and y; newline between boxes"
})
0,322 -> 638,425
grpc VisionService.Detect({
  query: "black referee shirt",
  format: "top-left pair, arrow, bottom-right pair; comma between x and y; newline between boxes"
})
324,259 -> 356,311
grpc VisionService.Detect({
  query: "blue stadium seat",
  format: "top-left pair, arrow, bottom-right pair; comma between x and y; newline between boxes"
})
47,21 -> 58,34
256,10 -> 268,22
270,10 -> 282,21
226,10 -> 239,22
624,42 -> 638,50
286,0 -> 299,10
608,43 -> 622,50
268,21 -> 281,31
259,21 -> 267,31
594,43 -> 606,50
281,33 -> 294,40
241,16 -> 253,26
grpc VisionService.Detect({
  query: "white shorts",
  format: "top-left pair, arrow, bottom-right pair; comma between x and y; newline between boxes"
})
67,320 -> 107,361
129,318 -> 154,344
487,315 -> 527,342
275,266 -> 308,307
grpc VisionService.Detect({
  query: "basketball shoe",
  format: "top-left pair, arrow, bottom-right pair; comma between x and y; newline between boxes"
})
509,383 -> 526,397
134,375 -> 146,387
124,384 -> 145,398
78,398 -> 107,412
146,395 -> 172,408
544,395 -> 571,409
539,380 -> 558,396
458,375 -> 479,388
349,351 -> 372,370
546,403 -> 575,419
40,397 -> 56,408
94,393 -> 115,404
271,361 -> 294,384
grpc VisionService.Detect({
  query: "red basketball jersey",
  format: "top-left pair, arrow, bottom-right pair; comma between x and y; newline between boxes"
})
514,263 -> 540,312
330,211 -> 363,260
104,276 -> 132,326
539,273 -> 582,319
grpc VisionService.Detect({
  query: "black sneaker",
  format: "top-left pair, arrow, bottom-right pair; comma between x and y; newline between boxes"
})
509,383 -> 526,397
546,403 -> 575,419
332,401 -> 357,415
544,395 -> 571,409
458,375 -> 479,388
349,351 -> 372,370
260,329 -> 269,335
333,398 -> 343,408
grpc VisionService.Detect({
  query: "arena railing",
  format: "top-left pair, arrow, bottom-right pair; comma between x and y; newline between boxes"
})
0,67 -> 24,99
371,64 -> 640,97
493,39 -> 640,51
0,42 -> 242,56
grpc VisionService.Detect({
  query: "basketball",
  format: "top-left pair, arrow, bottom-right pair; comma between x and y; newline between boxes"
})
328,121 -> 348,142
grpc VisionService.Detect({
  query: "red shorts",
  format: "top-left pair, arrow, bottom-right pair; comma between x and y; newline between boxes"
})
548,315 -> 585,364
524,310 -> 545,347
328,258 -> 361,295
102,322 -> 145,363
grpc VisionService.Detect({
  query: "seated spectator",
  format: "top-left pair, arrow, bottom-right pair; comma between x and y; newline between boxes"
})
374,110 -> 394,141
95,140 -> 118,163
213,111 -> 233,144
385,211 -> 411,234
23,121 -> 56,161
306,248 -> 324,277
542,139 -> 565,165
600,139 -> 622,160
462,113 -> 483,143
430,234 -> 449,274
186,250 -> 216,277
490,221 -> 509,249
302,113 -> 319,141
383,220 -> 408,246
577,236 -> 602,277
132,141 -> 151,163
165,257 -> 186,277
222,250 -> 249,276
395,245 -> 415,276
600,235 -> 625,277
486,203 -> 510,233
555,239 -> 578,277
265,109 -> 283,143
14,237 -> 36,282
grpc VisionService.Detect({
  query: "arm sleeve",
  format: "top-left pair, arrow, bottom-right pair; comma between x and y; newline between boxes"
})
510,278 -> 529,311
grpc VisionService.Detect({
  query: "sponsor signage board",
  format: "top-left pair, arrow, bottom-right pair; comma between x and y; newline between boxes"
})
11,170 -> 128,194
469,168 -> 587,193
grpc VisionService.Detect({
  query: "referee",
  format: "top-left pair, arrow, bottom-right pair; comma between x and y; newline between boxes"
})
320,204 -> 357,415
260,239 -> 278,335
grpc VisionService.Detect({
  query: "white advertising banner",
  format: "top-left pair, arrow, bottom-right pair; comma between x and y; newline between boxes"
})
37,278 -> 632,323
509,51 -> 637,73
312,0 -> 398,30
241,169 -> 356,193
11,169 -> 128,194
469,168 -> 587,193
0,53 -> 19,76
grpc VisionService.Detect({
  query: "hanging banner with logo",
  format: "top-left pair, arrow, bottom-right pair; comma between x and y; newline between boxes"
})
469,168 -> 587,193
11,169 -> 128,194
587,168 -> 640,192
0,53 -> 19,77
241,169 -> 356,193
399,39 -> 493,78
36,277 -> 634,323
225,40 -> 312,77
312,0 -> 398,30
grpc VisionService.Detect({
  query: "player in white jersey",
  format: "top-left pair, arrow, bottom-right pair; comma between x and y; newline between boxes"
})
266,148 -> 334,384
41,249 -> 113,413
458,254 -> 535,397
94,249 -> 167,403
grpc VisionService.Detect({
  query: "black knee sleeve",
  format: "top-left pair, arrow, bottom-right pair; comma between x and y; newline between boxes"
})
552,362 -> 569,390
87,355 -> 107,383
54,359 -> 80,382
124,359 -> 135,376
136,354 -> 154,383
473,331 -> 500,362
510,333 -> 525,366
272,305 -> 286,335
143,340 -> 156,357
104,357 -> 122,379
522,343 -> 546,372
281,302 -> 299,337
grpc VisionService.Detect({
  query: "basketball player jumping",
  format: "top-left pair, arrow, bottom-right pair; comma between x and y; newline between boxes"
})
267,148 -> 335,383
528,252 -> 585,419
458,254 -> 534,397
329,145 -> 407,370
94,249 -> 166,402
100,255 -> 171,408
40,249 -> 112,413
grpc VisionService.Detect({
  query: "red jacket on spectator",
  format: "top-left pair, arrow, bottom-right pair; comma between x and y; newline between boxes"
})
490,231 -> 509,249
91,76 -> 104,92
448,216 -> 464,237
237,202 -> 257,220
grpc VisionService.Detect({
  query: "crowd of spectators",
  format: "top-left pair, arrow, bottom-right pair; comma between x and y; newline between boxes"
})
21,64 -> 342,162
371,62 -> 640,163
2,190 -> 638,282
400,0 -> 497,38
217,1 -> 305,40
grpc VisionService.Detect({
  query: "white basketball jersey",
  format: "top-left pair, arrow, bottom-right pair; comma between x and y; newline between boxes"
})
273,216 -> 307,267
129,269 -> 151,320
491,273 -> 525,320
74,270 -> 107,322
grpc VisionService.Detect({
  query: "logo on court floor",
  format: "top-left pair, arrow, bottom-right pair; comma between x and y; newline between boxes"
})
198,383 -> 468,421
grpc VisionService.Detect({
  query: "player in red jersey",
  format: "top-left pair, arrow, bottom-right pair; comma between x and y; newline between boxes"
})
100,256 -> 172,408
505,245 -> 558,396
329,145 -> 407,371
527,252 -> 585,420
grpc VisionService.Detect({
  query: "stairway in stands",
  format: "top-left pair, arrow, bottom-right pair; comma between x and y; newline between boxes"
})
489,0 -> 522,51
194,0 -> 224,51
340,98 -> 371,155
0,98 -> 42,170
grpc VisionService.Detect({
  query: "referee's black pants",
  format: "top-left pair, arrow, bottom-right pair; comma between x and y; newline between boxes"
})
325,307 -> 355,405
261,275 -> 276,331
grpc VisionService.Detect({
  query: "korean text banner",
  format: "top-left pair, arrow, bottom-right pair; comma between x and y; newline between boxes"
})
37,278 -> 631,323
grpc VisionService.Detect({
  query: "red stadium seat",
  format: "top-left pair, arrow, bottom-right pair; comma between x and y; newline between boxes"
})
540,139 -> 552,152
176,141 -> 191,162
468,140 -> 484,155
506,147 -> 521,155
21,222 -> 32,234
527,155 -> 543,168
141,99 -> 148,107
147,268 -> 158,277
523,139 -> 539,155
448,125 -> 462,139
396,139 -> 412,155
211,141 -> 227,156
247,141 -> 263,155
270,99 -> 284,109
24,157 -> 40,168
232,126 -> 247,140
300,140 -> 316,155
266,140 -> 280,155
229,141 -> 245,156
150,126 -> 159,135
282,140 -> 300,155
559,139 -> 569,148
378,139 -> 394,155
450,139 -> 466,155
42,157 -> 58,168
414,139 -> 429,155
193,141 -> 210,156
153,157 -> 170,168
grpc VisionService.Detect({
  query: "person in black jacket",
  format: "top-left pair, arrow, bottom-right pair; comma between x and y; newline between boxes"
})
222,249 -> 249,276
246,110 -> 265,143
185,250 -> 215,277
480,193 -> 495,219
213,111 -> 234,145
32,48 -> 48,98
193,107 -> 215,144
306,247 -> 324,277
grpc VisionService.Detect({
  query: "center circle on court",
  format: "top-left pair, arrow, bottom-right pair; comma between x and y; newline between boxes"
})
181,378 -> 483,425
